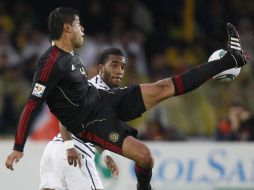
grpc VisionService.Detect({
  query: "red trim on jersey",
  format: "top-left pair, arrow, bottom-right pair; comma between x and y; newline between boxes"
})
16,100 -> 33,143
79,131 -> 123,154
16,100 -> 37,144
44,49 -> 59,81
175,75 -> 184,95
40,47 -> 59,82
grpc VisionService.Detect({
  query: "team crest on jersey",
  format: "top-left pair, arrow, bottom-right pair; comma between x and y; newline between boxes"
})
32,83 -> 46,98
109,132 -> 120,143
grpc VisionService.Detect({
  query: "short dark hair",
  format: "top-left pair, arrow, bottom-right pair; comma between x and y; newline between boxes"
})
48,7 -> 79,41
97,48 -> 125,65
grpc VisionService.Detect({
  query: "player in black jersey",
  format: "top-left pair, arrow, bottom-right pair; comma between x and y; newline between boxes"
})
6,7 -> 248,190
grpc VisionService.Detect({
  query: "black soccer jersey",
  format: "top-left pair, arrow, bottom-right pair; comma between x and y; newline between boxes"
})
14,46 -> 99,151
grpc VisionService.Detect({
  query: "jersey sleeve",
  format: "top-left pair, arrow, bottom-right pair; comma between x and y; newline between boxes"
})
13,48 -> 63,152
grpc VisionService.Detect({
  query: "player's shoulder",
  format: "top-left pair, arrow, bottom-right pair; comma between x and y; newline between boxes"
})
39,46 -> 72,63
40,46 -> 76,71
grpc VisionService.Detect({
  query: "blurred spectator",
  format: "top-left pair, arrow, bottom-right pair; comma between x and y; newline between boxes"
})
122,52 -> 148,85
82,0 -> 110,35
0,52 -> 30,134
20,28 -> 50,81
139,119 -> 168,140
128,0 -> 154,34
112,30 -> 148,75
0,27 -> 20,66
239,112 -> 254,141
238,19 -> 254,71
149,51 -> 173,80
215,102 -> 254,141
139,119 -> 185,141
138,105 -> 186,141
0,1 -> 14,34
79,33 -> 110,69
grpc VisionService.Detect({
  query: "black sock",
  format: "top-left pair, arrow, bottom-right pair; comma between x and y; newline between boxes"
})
172,52 -> 236,96
134,164 -> 152,188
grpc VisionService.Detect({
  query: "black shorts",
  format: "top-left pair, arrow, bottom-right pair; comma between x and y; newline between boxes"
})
77,85 -> 146,155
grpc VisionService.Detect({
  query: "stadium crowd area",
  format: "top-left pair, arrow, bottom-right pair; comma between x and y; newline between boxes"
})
0,0 -> 254,140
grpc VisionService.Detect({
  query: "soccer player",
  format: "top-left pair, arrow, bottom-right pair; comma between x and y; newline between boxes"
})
40,48 -> 124,190
6,7 -> 247,190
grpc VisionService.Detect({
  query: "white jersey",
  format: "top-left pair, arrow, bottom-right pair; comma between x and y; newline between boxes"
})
52,134 -> 96,160
40,75 -> 109,190
88,74 -> 110,90
40,141 -> 103,190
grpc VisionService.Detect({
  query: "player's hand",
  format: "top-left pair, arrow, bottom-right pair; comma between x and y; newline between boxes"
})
5,150 -> 24,171
104,155 -> 119,178
66,148 -> 82,168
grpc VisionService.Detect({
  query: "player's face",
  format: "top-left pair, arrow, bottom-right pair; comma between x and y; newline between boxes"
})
100,55 -> 126,88
70,16 -> 85,49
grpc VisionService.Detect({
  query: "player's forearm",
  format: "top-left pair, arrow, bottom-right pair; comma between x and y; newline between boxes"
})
14,99 -> 40,152
60,124 -> 72,141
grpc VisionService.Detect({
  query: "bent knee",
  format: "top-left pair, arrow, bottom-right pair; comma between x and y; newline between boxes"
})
137,147 -> 154,169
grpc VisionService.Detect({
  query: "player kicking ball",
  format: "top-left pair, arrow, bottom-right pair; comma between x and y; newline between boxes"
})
6,7 -> 247,190
40,48 -> 124,190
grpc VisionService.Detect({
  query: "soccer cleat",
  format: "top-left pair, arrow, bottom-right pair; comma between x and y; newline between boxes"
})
137,183 -> 154,190
226,23 -> 247,67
